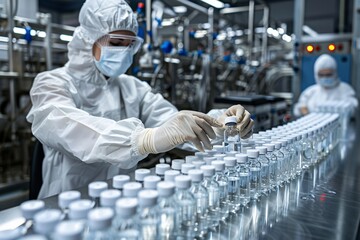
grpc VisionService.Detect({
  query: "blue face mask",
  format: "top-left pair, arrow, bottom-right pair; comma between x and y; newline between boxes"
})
318,77 -> 338,88
94,46 -> 133,78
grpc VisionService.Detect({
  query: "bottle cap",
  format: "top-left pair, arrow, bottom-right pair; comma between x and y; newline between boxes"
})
100,189 -> 121,208
235,153 -> 247,163
188,169 -> 204,182
135,169 -> 151,182
192,160 -> 206,169
223,157 -> 237,167
87,207 -> 114,231
138,190 -> 158,207
205,149 -> 217,156
247,149 -> 260,158
20,200 -> 45,220
226,151 -> 237,157
58,191 -> 81,209
171,159 -> 184,170
113,175 -> 130,189
273,142 -> 281,149
164,170 -> 180,182
123,182 -> 142,198
263,143 -> 275,152
211,160 -> 225,171
55,220 -> 84,240
181,163 -> 195,175
224,116 -> 237,125
214,153 -> 226,160
155,164 -> 170,175
194,152 -> 209,160
200,165 -> 215,177
88,181 -> 108,198
175,175 -> 191,189
203,157 -> 216,165
68,199 -> 93,220
185,155 -> 198,163
255,146 -> 267,155
115,198 -> 138,217
213,145 -> 224,153
18,234 -> 47,240
34,209 -> 62,234
157,181 -> 175,197
143,175 -> 161,189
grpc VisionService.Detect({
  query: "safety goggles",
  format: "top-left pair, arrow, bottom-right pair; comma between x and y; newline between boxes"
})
96,34 -> 144,54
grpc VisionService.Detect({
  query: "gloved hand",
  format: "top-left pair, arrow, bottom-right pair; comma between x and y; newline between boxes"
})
137,110 -> 222,154
216,105 -> 254,139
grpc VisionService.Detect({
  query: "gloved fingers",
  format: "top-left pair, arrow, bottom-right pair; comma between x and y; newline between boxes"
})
225,105 -> 245,118
190,121 -> 213,150
188,134 -> 205,152
241,129 -> 253,139
183,110 -> 222,128
237,111 -> 251,131
194,116 -> 217,139
240,119 -> 254,138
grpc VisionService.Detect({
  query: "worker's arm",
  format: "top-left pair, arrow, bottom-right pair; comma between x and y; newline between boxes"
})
293,87 -> 314,117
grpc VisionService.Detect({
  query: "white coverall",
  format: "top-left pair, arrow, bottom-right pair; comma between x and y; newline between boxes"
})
27,0 -> 179,198
293,54 -> 358,117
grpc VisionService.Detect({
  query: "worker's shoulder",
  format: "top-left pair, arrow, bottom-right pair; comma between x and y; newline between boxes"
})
339,81 -> 355,91
34,67 -> 71,83
118,74 -> 152,89
301,84 -> 319,94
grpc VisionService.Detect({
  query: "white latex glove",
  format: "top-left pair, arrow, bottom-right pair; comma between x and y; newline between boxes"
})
216,105 -> 254,139
137,110 -> 222,154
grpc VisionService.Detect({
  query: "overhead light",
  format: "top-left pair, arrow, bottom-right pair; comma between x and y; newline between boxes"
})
173,6 -> 187,14
161,18 -> 175,27
282,34 -> 292,43
60,34 -> 73,42
13,27 -> 25,34
200,0 -> 225,9
306,45 -> 314,53
37,31 -> 46,38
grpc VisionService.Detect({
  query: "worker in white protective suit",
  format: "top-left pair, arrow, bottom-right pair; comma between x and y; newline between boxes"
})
26,0 -> 254,198
294,54 -> 358,117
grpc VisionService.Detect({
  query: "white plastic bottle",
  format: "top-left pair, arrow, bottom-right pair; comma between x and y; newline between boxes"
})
54,220 -> 84,240
164,170 -> 180,182
155,164 -> 170,180
112,198 -> 140,239
83,207 -> 114,240
181,163 -> 195,175
143,175 -> 161,190
112,175 -> 130,191
223,157 -> 240,212
256,146 -> 271,194
188,169 -> 209,237
263,143 -> 278,188
100,189 -> 121,209
33,209 -> 62,238
137,190 -> 159,240
58,191 -> 81,220
235,154 -> 250,206
247,149 -> 262,199
223,116 -> 241,153
135,169 -> 151,186
20,200 -> 45,234
157,181 -> 177,239
88,181 -> 108,208
211,160 -> 229,220
122,182 -> 142,198
68,199 -> 93,221
174,175 -> 196,238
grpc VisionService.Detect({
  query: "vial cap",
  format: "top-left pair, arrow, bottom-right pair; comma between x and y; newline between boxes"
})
68,199 -> 93,220
100,189 -> 121,208
205,149 -> 217,156
247,149 -> 260,158
181,163 -> 195,174
203,157 -> 216,165
138,190 -> 158,207
157,181 -> 175,197
223,157 -> 237,167
235,153 -> 247,163
115,198 -> 138,217
188,169 -> 204,182
200,165 -> 215,176
88,181 -> 108,198
143,175 -> 161,189
18,235 -> 47,240
263,143 -> 275,152
171,159 -> 185,170
58,191 -> 81,209
135,169 -> 151,182
279,140 -> 288,147
185,155 -> 198,163
55,220 -> 84,240
194,152 -> 209,160
192,160 -> 206,169
87,208 -> 114,231
0,229 -> 23,240
211,160 -> 225,171
155,164 -> 170,175
113,175 -> 130,189
20,200 -> 45,219
34,209 -> 62,234
224,116 -> 237,125
273,142 -> 281,149
214,153 -> 226,160
213,145 -> 224,153
164,170 -> 180,182
175,175 -> 191,189
226,151 -> 237,157
255,146 -> 267,155
123,182 -> 142,197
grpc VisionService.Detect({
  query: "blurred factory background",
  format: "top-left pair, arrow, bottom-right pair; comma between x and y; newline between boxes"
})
0,0 -> 359,209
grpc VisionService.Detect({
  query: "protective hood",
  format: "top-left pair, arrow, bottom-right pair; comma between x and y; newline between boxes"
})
314,54 -> 339,84
65,0 -> 138,85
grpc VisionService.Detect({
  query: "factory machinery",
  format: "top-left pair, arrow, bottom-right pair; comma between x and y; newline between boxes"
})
0,0 -> 294,204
